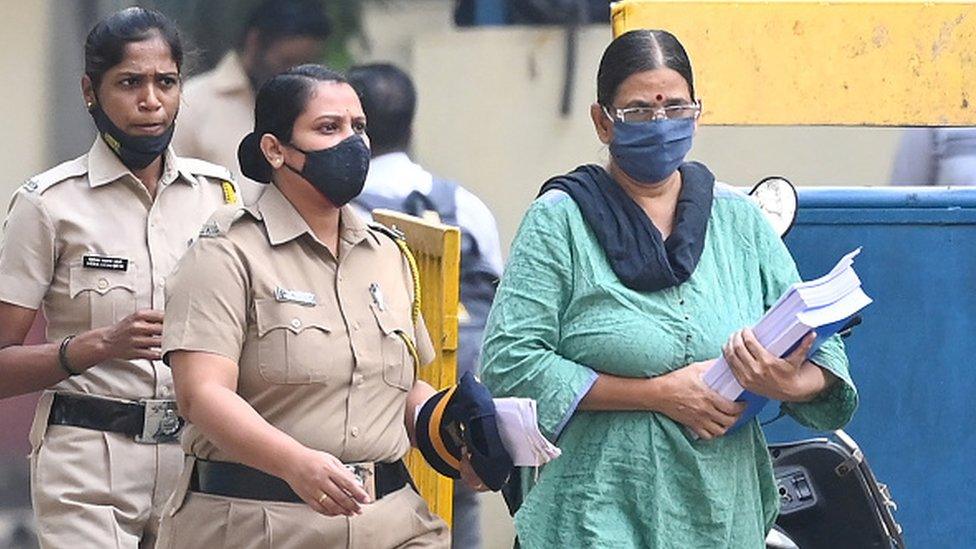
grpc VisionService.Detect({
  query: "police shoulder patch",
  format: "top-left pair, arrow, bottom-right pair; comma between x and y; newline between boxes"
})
24,157 -> 88,194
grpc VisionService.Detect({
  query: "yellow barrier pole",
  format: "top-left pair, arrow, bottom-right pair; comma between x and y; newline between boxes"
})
372,209 -> 461,525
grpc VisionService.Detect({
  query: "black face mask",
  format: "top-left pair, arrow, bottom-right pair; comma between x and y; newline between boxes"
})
90,104 -> 175,170
283,134 -> 370,207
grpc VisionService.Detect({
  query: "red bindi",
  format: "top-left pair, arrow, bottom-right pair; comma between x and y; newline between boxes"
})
656,94 -> 664,101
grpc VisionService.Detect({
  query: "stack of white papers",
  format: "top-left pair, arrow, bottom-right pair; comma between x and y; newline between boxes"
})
703,248 -> 872,426
493,398 -> 562,467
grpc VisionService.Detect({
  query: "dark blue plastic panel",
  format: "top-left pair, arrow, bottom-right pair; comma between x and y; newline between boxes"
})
764,187 -> 976,547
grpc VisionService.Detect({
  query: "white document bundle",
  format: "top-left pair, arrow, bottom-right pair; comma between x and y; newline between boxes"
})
493,398 -> 562,467
702,248 -> 872,432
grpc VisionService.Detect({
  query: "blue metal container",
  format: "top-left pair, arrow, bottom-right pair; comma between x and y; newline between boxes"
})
763,187 -> 976,546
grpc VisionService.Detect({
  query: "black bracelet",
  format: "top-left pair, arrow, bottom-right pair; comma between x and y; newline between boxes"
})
58,335 -> 80,376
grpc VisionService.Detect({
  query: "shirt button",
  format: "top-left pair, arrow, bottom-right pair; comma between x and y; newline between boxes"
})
291,318 -> 302,329
685,334 -> 693,341
353,321 -> 361,331
679,299 -> 685,306
684,315 -> 690,321
353,374 -> 364,386
97,278 -> 108,290
351,427 -> 360,437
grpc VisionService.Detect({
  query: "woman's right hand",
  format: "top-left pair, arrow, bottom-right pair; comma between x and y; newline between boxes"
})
281,447 -> 372,517
656,360 -> 746,440
94,309 -> 165,361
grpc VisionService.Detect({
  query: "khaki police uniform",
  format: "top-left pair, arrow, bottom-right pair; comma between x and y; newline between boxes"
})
172,51 -> 264,204
156,183 -> 450,549
0,137 -> 238,548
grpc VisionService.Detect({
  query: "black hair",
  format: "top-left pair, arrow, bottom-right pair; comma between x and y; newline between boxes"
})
238,64 -> 347,183
243,0 -> 332,49
346,63 -> 416,154
596,29 -> 695,107
84,7 -> 184,90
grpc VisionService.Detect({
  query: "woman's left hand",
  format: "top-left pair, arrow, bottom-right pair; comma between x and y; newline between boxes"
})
723,329 -> 826,402
459,449 -> 491,492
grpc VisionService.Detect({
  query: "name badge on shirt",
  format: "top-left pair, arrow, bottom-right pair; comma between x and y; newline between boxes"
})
275,287 -> 317,307
83,255 -> 129,271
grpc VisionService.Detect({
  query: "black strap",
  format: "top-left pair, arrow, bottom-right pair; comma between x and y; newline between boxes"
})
48,392 -> 144,437
191,459 -> 414,503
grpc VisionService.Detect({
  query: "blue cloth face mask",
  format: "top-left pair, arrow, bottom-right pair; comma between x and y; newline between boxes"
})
607,113 -> 695,184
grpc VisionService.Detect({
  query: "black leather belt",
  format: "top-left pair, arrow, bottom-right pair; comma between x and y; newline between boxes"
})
191,458 -> 415,503
48,392 -> 183,444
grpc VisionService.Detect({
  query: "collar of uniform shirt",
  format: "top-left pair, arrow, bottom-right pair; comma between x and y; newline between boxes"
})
257,184 -> 371,248
87,137 -> 187,189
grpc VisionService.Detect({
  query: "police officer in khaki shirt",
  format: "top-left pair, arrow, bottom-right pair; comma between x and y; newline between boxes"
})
157,65 -> 488,549
0,9 -> 238,548
172,0 -> 331,204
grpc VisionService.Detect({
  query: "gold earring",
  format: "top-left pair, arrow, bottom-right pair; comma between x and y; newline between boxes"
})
86,101 -> 94,110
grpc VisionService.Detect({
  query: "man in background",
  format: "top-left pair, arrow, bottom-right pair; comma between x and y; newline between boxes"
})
890,128 -> 976,186
173,0 -> 332,203
348,63 -> 503,549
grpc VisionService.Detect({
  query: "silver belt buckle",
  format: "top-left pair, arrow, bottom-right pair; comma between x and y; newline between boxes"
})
345,462 -> 376,500
135,399 -> 183,444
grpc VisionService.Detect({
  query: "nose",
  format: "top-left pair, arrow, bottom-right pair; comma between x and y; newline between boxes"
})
139,84 -> 163,111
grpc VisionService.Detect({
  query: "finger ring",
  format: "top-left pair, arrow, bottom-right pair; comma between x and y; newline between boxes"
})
317,493 -> 329,505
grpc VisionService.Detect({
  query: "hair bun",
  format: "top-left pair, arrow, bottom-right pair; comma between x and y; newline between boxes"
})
237,132 -> 273,183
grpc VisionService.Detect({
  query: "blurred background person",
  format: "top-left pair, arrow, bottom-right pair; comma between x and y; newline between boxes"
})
173,0 -> 332,203
889,128 -> 976,186
347,62 -> 503,549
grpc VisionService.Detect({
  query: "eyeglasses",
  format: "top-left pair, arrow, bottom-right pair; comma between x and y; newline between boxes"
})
604,100 -> 703,123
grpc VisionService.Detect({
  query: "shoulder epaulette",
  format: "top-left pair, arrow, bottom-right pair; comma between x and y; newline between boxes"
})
368,221 -> 406,242
180,158 -> 239,204
198,204 -> 251,238
23,157 -> 88,194
180,157 -> 233,181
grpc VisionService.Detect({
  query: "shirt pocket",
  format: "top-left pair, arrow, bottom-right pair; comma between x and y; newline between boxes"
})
370,303 -> 416,391
254,299 -> 337,385
68,264 -> 138,329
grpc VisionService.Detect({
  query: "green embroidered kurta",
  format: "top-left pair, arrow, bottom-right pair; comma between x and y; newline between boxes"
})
481,179 -> 857,548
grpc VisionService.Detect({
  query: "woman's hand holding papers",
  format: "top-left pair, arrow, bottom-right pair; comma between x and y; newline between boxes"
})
724,329 -> 834,402
657,360 -> 746,440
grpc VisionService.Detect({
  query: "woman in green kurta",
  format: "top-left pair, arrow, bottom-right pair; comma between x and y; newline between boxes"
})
480,30 -> 857,548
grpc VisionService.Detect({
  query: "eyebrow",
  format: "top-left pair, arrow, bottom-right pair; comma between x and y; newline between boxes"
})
116,71 -> 179,78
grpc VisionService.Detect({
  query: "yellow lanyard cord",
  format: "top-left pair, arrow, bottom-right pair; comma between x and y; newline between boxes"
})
395,330 -> 421,371
392,238 -> 421,325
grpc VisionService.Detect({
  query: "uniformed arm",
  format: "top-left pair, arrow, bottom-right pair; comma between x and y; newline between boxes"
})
0,192 -> 163,398
164,238 -> 370,517
728,208 -> 858,430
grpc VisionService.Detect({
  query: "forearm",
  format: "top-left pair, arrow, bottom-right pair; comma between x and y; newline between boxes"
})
405,379 -> 436,447
785,361 -> 838,403
180,382 -> 307,478
0,328 -> 109,399
578,373 -> 664,412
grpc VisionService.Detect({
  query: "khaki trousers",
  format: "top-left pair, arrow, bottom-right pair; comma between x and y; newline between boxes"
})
28,392 -> 183,549
156,457 -> 450,549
